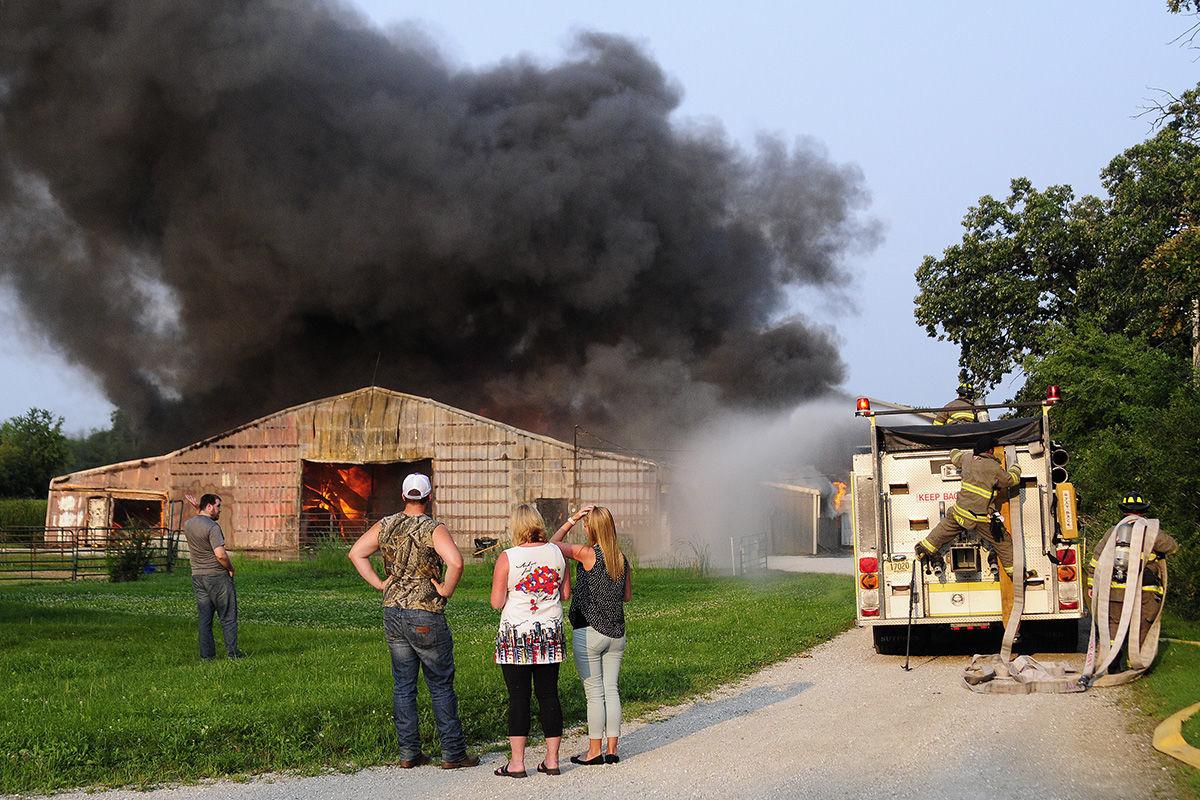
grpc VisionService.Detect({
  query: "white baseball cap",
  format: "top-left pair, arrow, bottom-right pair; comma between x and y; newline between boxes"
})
402,473 -> 432,500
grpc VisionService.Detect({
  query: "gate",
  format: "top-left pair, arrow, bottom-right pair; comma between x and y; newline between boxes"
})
0,526 -> 182,581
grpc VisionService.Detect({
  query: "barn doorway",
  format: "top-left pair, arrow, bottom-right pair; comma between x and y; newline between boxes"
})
112,497 -> 165,530
300,459 -> 433,545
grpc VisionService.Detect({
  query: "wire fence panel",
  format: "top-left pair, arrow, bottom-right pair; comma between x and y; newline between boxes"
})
730,533 -> 769,577
297,514 -> 372,551
0,527 -> 181,581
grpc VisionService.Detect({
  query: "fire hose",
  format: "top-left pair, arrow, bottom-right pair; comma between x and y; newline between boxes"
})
961,514 -> 1168,693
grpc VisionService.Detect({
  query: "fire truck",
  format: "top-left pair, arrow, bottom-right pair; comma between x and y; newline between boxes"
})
849,389 -> 1082,653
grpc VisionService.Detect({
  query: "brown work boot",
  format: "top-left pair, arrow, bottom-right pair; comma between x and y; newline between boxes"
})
398,753 -> 430,769
442,754 -> 480,769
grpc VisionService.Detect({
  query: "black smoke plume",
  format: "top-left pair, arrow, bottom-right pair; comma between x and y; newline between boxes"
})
0,0 -> 879,452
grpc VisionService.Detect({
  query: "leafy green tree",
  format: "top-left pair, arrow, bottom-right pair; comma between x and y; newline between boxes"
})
66,410 -> 144,472
914,180 -> 1102,387
1024,324 -> 1200,616
915,89 -> 1200,390
0,408 -> 70,498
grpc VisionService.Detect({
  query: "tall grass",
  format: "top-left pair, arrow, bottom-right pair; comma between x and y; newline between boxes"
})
0,560 -> 852,793
0,498 -> 48,528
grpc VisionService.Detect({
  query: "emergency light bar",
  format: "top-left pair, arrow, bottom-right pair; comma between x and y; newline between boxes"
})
857,386 -> 1064,417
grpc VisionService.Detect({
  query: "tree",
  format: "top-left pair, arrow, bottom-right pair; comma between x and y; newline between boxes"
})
915,87 -> 1200,391
913,179 -> 1102,388
1023,323 -> 1200,616
66,410 -> 144,472
0,408 -> 69,497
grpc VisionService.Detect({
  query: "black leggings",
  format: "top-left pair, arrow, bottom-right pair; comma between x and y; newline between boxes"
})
500,662 -> 563,737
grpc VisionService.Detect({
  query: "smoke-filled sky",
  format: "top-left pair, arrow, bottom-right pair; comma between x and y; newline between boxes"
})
0,0 -> 879,450
1,2 -> 1197,449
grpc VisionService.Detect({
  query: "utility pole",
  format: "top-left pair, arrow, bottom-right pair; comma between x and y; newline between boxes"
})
1193,298 -> 1199,386
573,425 -> 580,509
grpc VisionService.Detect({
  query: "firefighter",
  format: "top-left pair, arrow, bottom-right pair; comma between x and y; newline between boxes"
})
914,434 -> 1020,575
1085,493 -> 1178,650
932,381 -> 980,425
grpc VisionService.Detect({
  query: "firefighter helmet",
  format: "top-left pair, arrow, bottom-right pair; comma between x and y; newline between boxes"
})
1118,493 -> 1150,514
957,381 -> 975,400
973,434 -> 999,455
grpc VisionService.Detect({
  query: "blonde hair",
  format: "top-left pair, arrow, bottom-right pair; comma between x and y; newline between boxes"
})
510,504 -> 548,545
586,506 -> 626,583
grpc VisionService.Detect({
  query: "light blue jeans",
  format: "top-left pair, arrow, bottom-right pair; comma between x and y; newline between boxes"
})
572,626 -> 626,740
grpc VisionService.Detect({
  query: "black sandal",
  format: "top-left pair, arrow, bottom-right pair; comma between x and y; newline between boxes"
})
537,761 -> 560,775
494,763 -> 528,778
570,753 -> 606,766
604,754 -> 620,764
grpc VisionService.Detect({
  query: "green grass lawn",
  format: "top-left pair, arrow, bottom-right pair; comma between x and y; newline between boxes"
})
0,556 -> 853,794
1133,610 -> 1200,799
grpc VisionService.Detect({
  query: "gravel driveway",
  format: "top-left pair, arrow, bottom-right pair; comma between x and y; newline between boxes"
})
26,627 -> 1171,800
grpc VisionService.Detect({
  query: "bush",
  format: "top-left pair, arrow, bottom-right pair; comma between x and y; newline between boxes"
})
106,528 -> 156,583
0,498 -> 48,528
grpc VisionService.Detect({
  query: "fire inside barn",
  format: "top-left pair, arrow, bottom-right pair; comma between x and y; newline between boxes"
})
45,387 -> 668,558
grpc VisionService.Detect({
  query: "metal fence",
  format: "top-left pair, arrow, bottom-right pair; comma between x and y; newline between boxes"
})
730,532 -> 769,577
0,526 -> 181,581
297,514 -> 372,551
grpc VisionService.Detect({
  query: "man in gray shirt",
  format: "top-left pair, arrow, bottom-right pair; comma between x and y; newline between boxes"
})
184,494 -> 242,659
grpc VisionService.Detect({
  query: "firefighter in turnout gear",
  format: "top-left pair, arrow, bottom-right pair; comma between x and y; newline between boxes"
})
932,381 -> 980,425
1086,494 -> 1178,650
914,434 -> 1021,574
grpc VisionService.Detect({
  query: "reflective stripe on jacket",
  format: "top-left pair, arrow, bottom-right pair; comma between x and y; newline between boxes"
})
947,448 -> 1020,521
933,397 -> 979,426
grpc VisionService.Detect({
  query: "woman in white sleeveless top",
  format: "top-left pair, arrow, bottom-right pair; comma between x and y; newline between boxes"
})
491,504 -> 570,778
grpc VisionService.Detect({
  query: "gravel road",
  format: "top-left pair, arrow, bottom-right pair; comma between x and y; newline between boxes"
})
26,627 -> 1172,800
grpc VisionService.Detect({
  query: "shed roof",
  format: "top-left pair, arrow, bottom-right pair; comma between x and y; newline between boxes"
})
51,386 -> 656,484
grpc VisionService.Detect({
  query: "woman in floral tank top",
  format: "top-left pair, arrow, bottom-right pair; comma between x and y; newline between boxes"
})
490,504 -> 570,778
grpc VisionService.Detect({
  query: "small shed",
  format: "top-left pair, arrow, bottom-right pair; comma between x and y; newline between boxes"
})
46,387 -> 667,558
764,482 -> 840,555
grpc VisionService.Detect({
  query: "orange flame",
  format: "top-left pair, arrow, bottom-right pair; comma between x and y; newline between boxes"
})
302,464 -> 373,538
832,481 -> 848,514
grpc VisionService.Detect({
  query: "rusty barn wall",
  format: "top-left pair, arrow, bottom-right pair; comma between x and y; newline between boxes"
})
46,388 -> 667,558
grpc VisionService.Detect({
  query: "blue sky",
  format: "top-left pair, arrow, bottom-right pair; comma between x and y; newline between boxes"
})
2,2 -> 1196,432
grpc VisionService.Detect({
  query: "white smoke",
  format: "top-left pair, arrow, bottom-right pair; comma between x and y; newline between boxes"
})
666,395 -> 862,569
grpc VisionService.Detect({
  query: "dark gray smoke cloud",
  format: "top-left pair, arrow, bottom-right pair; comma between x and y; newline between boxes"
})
0,0 -> 879,451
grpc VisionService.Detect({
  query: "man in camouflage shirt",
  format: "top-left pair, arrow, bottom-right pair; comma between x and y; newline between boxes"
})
348,473 -> 478,770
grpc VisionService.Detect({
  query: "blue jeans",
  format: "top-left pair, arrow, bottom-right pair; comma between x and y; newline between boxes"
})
192,574 -> 238,659
384,607 -> 467,761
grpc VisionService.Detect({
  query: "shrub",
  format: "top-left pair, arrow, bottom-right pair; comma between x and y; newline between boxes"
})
106,528 -> 156,583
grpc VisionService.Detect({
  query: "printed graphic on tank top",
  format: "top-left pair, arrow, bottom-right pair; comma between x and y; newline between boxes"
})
495,543 -> 566,665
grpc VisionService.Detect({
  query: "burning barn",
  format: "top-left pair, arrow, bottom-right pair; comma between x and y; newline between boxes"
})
46,387 -> 666,558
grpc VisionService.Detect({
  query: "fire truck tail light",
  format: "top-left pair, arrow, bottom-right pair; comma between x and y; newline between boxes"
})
1055,548 -> 1077,565
1059,600 -> 1079,610
860,589 -> 879,611
1057,565 -> 1077,582
1059,582 -> 1080,603
861,607 -> 880,617
860,573 -> 879,590
858,556 -> 878,574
